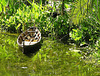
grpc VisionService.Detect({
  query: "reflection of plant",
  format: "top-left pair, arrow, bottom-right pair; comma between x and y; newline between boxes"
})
0,34 -> 18,62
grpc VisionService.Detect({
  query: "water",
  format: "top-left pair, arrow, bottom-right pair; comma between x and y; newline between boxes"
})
0,33 -> 99,76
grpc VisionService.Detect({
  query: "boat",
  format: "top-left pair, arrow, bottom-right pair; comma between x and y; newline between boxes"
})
17,26 -> 41,53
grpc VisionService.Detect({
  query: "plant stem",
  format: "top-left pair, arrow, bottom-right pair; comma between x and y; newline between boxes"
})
61,0 -> 64,16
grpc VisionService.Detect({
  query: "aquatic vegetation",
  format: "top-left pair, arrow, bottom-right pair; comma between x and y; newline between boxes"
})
0,34 -> 18,61
30,38 -> 97,76
0,34 -> 98,76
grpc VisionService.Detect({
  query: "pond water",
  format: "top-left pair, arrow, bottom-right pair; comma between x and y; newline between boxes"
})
0,33 -> 100,76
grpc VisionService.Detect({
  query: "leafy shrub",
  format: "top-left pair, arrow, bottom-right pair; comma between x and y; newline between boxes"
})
1,1 -> 70,39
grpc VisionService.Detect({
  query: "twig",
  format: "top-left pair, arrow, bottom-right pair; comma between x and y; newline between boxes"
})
59,34 -> 68,41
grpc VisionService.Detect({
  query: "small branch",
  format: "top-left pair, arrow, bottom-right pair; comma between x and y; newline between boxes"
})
61,0 -> 64,16
59,34 -> 68,41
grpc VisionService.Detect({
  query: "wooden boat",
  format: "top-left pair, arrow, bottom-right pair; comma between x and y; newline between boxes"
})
17,26 -> 41,53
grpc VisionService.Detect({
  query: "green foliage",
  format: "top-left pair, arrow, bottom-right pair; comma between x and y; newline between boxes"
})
85,0 -> 100,26
0,0 -> 100,44
0,0 -> 70,37
70,28 -> 82,44
53,15 -> 69,36
69,0 -> 100,46
70,0 -> 93,25
0,0 -> 23,16
1,0 -> 100,76
0,1 -> 66,35
70,20 -> 100,45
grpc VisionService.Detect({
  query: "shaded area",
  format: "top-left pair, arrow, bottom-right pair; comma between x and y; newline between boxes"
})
20,42 -> 42,57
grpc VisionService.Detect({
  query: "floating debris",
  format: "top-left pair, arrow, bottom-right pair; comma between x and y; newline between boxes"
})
21,67 -> 28,69
72,49 -> 80,52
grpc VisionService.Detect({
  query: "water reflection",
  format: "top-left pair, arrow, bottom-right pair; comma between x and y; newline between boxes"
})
0,34 -> 99,76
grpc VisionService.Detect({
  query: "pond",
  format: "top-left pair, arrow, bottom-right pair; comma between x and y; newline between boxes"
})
0,33 -> 100,76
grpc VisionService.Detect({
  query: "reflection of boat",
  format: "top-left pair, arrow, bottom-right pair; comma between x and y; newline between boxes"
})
17,26 -> 41,53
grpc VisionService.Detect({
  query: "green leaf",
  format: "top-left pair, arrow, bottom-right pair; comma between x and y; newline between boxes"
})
70,0 -> 92,25
32,53 -> 38,62
2,0 -> 7,6
35,12 -> 39,19
16,23 -> 21,30
0,4 -> 2,13
75,37 -> 81,41
34,4 -> 38,11
64,4 -> 69,8
39,54 -> 41,62
83,27 -> 88,30
27,0 -> 32,5
72,29 -> 77,32
3,7 -> 6,14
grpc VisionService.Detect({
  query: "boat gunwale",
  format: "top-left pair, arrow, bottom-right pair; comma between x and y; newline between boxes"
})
17,27 -> 41,47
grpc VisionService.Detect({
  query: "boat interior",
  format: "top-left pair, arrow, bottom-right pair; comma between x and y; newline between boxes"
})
18,27 -> 41,46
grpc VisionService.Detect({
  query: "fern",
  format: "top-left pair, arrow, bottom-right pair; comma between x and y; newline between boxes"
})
70,0 -> 93,25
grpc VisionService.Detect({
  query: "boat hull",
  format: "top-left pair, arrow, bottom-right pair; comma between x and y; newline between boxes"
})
17,26 -> 41,54
18,41 -> 41,54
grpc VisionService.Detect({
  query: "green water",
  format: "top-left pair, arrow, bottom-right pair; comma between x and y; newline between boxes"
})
0,33 -> 100,76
